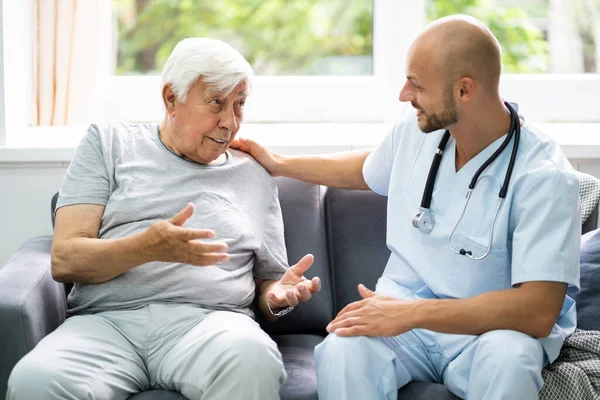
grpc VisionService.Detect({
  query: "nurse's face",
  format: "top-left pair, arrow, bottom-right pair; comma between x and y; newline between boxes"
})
399,47 -> 459,133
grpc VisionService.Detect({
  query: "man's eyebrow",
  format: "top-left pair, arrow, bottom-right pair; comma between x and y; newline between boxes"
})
237,90 -> 249,98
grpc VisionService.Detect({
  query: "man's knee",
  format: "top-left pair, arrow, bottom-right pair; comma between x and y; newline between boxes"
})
221,331 -> 285,381
7,354 -> 71,400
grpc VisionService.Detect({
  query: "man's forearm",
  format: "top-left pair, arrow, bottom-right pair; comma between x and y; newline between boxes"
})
276,150 -> 371,189
51,232 -> 152,284
412,284 -> 564,338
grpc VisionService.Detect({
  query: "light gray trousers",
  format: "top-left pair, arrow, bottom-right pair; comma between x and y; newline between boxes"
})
6,303 -> 286,400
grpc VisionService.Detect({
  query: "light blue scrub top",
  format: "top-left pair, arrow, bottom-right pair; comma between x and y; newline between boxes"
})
363,109 -> 581,363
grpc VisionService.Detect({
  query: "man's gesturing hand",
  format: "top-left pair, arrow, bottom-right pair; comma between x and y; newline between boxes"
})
267,254 -> 322,308
143,203 -> 230,266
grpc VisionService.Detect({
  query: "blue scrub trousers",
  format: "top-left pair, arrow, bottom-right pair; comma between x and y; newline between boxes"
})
315,327 -> 545,400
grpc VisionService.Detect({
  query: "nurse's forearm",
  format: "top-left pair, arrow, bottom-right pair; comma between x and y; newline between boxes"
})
275,151 -> 370,189
412,281 -> 567,338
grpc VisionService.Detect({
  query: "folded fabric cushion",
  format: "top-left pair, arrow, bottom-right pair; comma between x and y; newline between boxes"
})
574,229 -> 600,331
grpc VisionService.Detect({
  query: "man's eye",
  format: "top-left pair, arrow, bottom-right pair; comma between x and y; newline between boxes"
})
209,99 -> 222,105
236,101 -> 245,108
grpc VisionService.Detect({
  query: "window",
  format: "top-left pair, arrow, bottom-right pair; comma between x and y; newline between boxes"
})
107,0 -> 410,123
113,0 -> 374,77
427,0 -> 600,74
1,0 -> 599,144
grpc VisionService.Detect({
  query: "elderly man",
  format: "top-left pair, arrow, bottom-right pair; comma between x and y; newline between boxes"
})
6,38 -> 321,400
233,15 -> 580,400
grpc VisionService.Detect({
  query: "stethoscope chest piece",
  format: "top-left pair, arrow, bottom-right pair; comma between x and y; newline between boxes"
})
412,208 -> 435,234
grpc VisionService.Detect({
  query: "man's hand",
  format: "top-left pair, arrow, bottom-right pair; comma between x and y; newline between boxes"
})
267,254 -> 322,309
143,203 -> 230,266
326,284 -> 417,337
230,137 -> 282,175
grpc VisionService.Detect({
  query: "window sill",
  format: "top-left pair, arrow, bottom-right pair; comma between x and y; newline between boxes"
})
0,122 -> 599,163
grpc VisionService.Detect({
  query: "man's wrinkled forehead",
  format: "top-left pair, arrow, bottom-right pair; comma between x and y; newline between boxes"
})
205,80 -> 249,98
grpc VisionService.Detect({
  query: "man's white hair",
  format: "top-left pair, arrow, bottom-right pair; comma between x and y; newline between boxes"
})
161,38 -> 253,103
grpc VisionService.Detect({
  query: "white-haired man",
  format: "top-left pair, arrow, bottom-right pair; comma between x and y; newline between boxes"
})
6,38 -> 321,400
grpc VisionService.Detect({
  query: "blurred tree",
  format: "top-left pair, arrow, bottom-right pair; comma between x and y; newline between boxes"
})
114,0 -> 549,75
114,0 -> 373,75
427,0 -> 549,73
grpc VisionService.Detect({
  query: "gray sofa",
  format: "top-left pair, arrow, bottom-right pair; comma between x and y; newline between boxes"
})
1,177 -> 598,400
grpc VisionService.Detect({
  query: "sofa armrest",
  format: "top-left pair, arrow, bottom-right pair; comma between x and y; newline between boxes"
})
0,236 -> 67,397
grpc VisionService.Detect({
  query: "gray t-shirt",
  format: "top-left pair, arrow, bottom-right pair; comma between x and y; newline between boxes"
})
57,122 -> 289,317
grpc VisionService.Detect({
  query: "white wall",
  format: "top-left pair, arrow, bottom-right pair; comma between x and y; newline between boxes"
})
0,162 -> 67,265
1,157 -> 600,266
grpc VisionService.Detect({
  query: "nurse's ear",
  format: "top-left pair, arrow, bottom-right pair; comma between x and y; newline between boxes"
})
456,77 -> 475,101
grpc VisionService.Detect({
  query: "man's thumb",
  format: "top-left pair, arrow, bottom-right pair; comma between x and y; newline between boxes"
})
358,284 -> 376,299
291,254 -> 314,274
169,203 -> 194,226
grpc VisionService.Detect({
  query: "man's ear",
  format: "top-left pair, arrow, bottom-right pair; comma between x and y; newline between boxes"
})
162,84 -> 177,116
457,77 -> 475,101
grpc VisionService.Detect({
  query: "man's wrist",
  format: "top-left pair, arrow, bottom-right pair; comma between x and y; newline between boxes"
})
272,154 -> 286,176
267,298 -> 294,318
402,299 -> 428,331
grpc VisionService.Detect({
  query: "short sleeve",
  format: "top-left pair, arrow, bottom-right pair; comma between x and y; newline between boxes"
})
56,124 -> 111,211
362,112 -> 407,196
253,187 -> 289,280
510,170 -> 581,289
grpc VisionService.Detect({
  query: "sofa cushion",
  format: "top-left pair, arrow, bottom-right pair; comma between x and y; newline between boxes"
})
258,178 -> 334,335
325,188 -> 390,312
128,391 -> 186,400
574,229 -> 600,330
398,383 -> 460,399
274,334 -> 323,400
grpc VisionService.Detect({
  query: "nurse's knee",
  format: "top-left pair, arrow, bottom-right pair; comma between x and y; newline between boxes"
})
315,334 -> 383,368
476,330 -> 544,369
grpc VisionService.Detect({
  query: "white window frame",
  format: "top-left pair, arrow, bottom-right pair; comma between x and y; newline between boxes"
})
1,0 -> 600,148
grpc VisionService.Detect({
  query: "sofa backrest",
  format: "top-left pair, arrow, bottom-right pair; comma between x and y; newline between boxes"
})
258,177 -> 334,335
324,187 -> 390,313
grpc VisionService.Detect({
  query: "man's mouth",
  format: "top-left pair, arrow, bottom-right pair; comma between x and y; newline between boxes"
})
208,137 -> 227,144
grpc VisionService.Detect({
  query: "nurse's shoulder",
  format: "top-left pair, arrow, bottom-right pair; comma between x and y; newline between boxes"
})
509,122 -> 578,200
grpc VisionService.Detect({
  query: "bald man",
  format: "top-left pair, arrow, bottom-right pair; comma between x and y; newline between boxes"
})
232,15 -> 579,400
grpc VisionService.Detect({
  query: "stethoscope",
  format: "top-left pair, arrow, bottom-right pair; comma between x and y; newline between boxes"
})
412,101 -> 520,260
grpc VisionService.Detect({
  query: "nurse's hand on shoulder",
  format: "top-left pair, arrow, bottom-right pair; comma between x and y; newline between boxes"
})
326,284 -> 417,337
267,254 -> 322,308
230,137 -> 282,175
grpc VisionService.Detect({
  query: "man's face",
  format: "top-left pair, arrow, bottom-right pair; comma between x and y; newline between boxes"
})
171,79 -> 248,164
399,48 -> 459,133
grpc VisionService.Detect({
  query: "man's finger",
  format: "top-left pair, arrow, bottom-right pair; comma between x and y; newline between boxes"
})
289,254 -> 314,275
187,240 -> 228,255
337,300 -> 364,317
311,277 -> 322,293
358,284 -> 377,299
327,316 -> 363,333
285,290 -> 300,307
169,203 -> 194,226
189,253 -> 230,266
296,284 -> 313,302
335,325 -> 369,337
173,227 -> 216,241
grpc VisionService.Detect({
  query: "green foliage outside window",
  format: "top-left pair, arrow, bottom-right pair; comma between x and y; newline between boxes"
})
114,0 -> 556,76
